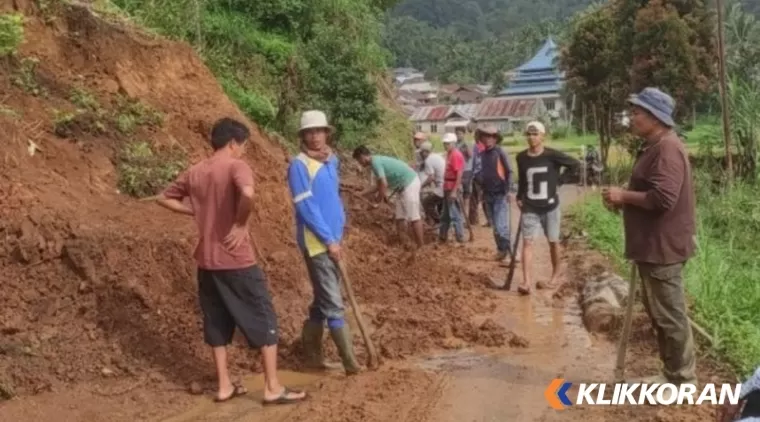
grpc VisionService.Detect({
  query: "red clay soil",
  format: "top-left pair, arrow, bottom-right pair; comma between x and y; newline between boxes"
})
0,0 -> 507,402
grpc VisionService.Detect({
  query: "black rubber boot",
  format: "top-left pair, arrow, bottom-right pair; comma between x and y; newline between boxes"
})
329,325 -> 361,375
301,320 -> 341,371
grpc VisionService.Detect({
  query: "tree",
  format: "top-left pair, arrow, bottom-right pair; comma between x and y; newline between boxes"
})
628,0 -> 715,121
560,3 -> 624,165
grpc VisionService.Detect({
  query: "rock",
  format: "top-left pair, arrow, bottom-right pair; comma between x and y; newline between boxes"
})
582,285 -> 621,309
583,302 -> 619,333
101,367 -> 114,377
188,381 -> 203,395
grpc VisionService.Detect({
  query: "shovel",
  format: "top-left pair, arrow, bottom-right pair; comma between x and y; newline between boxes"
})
335,259 -> 380,370
504,213 -> 523,291
455,197 -> 474,242
614,262 -> 638,382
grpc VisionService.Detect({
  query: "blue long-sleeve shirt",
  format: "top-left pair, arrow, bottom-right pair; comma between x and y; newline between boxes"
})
479,145 -> 514,196
287,153 -> 345,257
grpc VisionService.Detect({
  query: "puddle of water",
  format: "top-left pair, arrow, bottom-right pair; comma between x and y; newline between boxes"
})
416,349 -> 491,372
161,370 -> 323,422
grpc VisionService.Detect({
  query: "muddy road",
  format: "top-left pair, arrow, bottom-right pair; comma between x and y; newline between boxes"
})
0,186 -> 731,422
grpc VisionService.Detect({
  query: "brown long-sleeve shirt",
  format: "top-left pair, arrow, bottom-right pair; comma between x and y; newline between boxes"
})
623,130 -> 696,265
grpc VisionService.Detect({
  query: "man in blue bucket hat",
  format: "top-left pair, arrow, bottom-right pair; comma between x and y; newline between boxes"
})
602,87 -> 698,392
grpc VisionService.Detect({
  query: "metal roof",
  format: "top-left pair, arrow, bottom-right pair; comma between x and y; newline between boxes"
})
449,103 -> 479,119
516,37 -> 559,72
409,105 -> 451,122
474,98 -> 537,120
498,81 -> 563,96
409,99 -> 539,122
399,82 -> 438,93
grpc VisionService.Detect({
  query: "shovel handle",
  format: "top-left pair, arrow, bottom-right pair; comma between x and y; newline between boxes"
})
614,262 -> 638,382
504,216 -> 522,291
336,260 -> 380,370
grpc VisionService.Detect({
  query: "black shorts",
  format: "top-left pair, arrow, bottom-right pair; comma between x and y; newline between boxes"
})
197,265 -> 278,348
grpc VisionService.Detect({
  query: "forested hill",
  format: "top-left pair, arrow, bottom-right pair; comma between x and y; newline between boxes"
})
385,0 -> 760,85
390,0 -> 591,40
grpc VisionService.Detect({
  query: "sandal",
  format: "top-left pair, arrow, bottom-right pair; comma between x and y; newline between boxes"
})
262,387 -> 308,406
214,383 -> 247,403
517,286 -> 531,296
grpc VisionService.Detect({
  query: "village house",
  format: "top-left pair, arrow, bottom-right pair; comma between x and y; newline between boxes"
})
472,97 -> 538,135
496,37 -> 567,124
438,84 -> 491,104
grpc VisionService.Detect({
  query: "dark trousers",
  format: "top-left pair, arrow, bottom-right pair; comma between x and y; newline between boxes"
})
637,262 -> 697,383
197,265 -> 279,348
470,180 -> 491,225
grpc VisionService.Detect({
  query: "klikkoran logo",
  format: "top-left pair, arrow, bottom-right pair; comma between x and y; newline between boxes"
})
544,379 -> 573,410
544,378 -> 742,409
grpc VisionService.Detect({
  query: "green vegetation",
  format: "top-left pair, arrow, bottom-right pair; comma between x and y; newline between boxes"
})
111,0 -> 412,157
117,141 -> 186,198
52,90 -> 162,138
11,57 -> 44,96
559,0 -> 760,377
385,0 -> 760,86
570,176 -> 760,376
0,13 -> 24,57
560,0 -> 714,166
384,0 -> 586,84
113,95 -> 163,134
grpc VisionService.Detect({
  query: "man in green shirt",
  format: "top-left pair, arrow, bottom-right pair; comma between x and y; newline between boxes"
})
353,145 -> 424,248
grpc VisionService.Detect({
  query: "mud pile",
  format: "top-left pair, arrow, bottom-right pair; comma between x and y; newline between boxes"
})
0,2 -> 506,398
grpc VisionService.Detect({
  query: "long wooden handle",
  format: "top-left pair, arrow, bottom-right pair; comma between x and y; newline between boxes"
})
504,218 -> 522,291
455,197 -> 474,241
337,260 -> 380,370
614,262 -> 638,382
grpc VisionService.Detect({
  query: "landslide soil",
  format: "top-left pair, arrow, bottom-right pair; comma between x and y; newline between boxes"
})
0,1 -> 506,418
0,3 -> 740,422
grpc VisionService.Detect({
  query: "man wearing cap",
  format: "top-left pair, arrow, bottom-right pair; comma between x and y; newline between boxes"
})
418,140 -> 446,224
515,121 -> 579,295
477,124 -> 516,264
439,132 -> 466,243
602,87 -> 697,388
287,110 -> 361,375
352,145 -> 425,248
411,132 -> 427,170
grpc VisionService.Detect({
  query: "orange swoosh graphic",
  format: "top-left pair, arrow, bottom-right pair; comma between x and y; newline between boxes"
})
544,378 -> 566,410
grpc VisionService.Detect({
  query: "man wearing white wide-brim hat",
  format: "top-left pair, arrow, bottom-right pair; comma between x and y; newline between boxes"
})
287,110 -> 360,375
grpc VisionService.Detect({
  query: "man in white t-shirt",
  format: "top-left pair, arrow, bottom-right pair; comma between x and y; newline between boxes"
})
418,141 -> 445,224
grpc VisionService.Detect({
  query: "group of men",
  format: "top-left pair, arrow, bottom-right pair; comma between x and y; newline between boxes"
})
149,83 -> 717,414
393,121 -> 580,294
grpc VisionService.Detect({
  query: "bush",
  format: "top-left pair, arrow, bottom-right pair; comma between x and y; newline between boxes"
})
220,77 -> 276,130
0,13 -> 24,57
117,141 -> 186,198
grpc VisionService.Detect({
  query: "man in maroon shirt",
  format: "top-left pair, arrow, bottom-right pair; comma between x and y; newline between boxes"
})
603,88 -> 697,387
157,118 -> 306,405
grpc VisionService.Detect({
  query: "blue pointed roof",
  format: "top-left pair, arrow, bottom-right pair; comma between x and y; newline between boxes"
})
516,37 -> 558,72
497,37 -> 564,97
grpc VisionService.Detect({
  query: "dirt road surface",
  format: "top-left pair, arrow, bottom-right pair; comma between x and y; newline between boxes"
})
0,185 -> 734,422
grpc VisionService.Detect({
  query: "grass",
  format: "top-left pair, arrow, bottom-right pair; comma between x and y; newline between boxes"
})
568,169 -> 760,378
117,140 -> 185,198
0,13 -> 24,57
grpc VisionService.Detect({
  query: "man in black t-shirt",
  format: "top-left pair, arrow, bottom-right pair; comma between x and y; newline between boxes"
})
515,121 -> 579,295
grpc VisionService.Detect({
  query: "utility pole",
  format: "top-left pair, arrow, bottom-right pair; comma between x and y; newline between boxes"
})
716,0 -> 733,180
